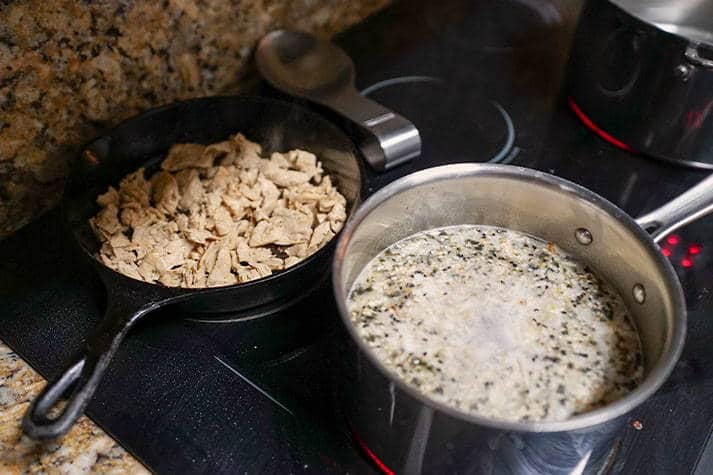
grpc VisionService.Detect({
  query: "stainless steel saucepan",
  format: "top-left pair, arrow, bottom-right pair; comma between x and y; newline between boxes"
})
333,163 -> 713,474
568,0 -> 713,168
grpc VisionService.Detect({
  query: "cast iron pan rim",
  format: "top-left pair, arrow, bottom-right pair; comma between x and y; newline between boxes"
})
333,162 -> 687,434
63,94 -> 365,296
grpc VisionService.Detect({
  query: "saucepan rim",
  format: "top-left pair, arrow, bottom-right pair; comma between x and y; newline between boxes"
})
332,162 -> 686,433
608,0 -> 713,47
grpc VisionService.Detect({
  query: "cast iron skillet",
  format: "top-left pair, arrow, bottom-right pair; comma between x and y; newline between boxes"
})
22,96 -> 365,439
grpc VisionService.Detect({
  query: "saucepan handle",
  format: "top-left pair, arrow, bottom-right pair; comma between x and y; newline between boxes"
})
636,174 -> 713,243
22,297 -> 153,439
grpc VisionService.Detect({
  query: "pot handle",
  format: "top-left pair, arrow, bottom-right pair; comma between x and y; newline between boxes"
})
636,174 -> 713,243
685,43 -> 713,69
22,294 -> 154,439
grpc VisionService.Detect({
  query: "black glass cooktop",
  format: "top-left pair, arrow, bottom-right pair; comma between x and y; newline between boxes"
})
1,0 -> 712,473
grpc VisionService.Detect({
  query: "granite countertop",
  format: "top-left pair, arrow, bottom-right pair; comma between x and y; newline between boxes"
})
0,341 -> 148,473
0,0 -> 387,240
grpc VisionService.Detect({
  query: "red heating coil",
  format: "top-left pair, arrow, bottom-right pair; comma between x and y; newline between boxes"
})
568,98 -> 637,153
351,427 -> 397,475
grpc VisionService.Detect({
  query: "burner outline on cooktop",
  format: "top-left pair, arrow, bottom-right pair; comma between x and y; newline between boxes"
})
488,101 -> 517,164
360,75 -> 442,96
361,75 -> 517,164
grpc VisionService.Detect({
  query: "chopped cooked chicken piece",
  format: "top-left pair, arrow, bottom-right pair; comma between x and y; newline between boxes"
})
159,270 -> 182,287
251,262 -> 272,278
204,191 -> 223,217
161,143 -> 211,172
89,132 -> 346,288
185,229 -> 214,245
178,171 -> 204,210
91,204 -> 122,237
327,202 -> 346,231
247,221 -> 271,247
222,195 -> 248,220
137,255 -> 160,282
213,206 -> 234,236
188,210 -> 207,231
113,261 -> 142,280
238,168 -> 259,186
151,171 -> 180,214
236,220 -> 251,236
203,166 -> 218,180
238,181 -> 262,202
309,221 -> 335,250
261,161 -> 311,188
258,176 -> 280,216
284,256 -> 303,267
207,247 -> 235,286
248,207 -> 313,247
108,232 -> 131,249
234,133 -> 262,160
226,134 -> 262,168
287,149 -> 322,180
285,187 -> 323,206
269,152 -> 291,169
285,243 -> 308,258
236,265 -> 264,283
97,186 -> 120,207
119,169 -> 151,207
102,241 -> 135,264
118,204 -> 154,229
174,168 -> 199,193
233,154 -> 264,172
235,237 -> 252,264
247,247 -> 283,270
204,140 -> 235,165
210,166 -> 232,191
318,198 -> 337,213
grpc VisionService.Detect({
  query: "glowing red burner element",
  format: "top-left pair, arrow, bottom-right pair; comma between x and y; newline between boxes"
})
689,245 -> 702,255
351,427 -> 396,475
661,248 -> 672,257
681,258 -> 694,268
667,235 -> 680,246
567,98 -> 637,153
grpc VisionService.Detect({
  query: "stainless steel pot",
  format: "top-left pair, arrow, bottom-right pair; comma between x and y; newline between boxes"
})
332,163 -> 713,474
568,0 -> 713,169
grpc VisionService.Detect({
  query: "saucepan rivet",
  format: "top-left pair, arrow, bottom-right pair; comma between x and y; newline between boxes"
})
632,284 -> 646,304
575,228 -> 593,245
674,64 -> 692,82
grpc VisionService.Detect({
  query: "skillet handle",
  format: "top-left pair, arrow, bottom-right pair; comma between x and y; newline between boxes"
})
22,299 -> 152,439
636,174 -> 713,243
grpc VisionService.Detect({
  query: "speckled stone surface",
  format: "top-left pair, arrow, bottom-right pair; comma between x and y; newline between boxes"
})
0,0 -> 388,239
0,341 -> 149,474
